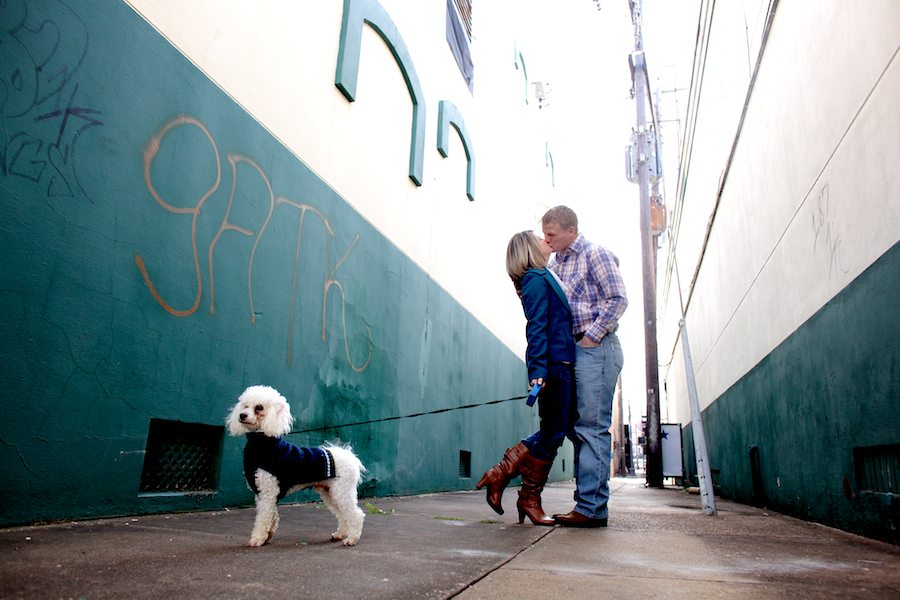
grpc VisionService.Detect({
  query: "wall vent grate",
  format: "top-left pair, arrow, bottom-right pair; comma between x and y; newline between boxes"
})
854,444 -> 899,494
458,450 -> 472,478
140,419 -> 223,493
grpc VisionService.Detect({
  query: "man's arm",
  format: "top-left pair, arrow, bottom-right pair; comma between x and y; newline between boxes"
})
583,246 -> 627,344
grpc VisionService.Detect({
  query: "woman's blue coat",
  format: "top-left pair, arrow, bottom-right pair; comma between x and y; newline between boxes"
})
519,268 -> 576,382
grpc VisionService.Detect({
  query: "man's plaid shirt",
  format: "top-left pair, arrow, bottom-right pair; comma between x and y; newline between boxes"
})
548,233 -> 627,343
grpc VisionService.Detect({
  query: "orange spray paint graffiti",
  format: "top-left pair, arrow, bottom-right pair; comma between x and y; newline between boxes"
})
209,154 -> 275,321
135,115 -> 221,317
135,115 -> 373,371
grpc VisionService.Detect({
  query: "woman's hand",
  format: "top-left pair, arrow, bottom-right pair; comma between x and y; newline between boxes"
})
530,377 -> 544,387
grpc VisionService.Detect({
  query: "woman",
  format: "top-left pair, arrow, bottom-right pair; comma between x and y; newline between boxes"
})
476,231 -> 576,525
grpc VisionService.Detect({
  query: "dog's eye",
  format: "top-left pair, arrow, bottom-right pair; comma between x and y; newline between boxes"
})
254,404 -> 264,412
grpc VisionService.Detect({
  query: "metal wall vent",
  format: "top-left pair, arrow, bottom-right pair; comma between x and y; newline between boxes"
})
458,450 -> 472,478
139,419 -> 223,494
855,444 -> 899,494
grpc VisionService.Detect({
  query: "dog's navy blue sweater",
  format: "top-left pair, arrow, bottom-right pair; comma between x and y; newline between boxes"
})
243,433 -> 336,499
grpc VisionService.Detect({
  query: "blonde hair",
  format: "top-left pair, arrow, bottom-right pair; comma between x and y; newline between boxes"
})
541,205 -> 578,232
506,231 -> 547,290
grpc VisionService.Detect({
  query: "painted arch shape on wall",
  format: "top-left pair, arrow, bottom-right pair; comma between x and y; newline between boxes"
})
514,49 -> 529,105
334,0 -> 426,186
437,100 -> 475,202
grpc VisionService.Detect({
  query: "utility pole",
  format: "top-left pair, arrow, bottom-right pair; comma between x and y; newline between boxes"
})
614,378 -> 626,476
628,0 -> 663,488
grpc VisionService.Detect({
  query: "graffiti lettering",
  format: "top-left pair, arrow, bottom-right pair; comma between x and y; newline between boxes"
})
811,183 -> 848,278
136,115 -> 220,317
276,196 -> 332,362
323,234 -> 373,372
209,154 -> 273,320
136,115 -> 374,371
0,0 -> 103,201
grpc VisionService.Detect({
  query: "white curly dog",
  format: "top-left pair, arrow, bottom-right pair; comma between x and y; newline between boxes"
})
226,385 -> 366,547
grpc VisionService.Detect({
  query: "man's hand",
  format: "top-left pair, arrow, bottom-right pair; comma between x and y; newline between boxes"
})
578,337 -> 600,348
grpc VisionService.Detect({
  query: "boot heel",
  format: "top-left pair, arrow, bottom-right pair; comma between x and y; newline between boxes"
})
516,454 -> 556,526
517,506 -> 526,524
476,443 -> 529,515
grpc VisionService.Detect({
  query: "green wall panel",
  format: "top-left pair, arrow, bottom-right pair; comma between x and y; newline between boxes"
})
682,240 -> 900,543
0,0 -> 566,526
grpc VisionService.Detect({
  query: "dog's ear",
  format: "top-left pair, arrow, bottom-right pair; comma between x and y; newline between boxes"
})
262,393 -> 295,437
225,404 -> 245,436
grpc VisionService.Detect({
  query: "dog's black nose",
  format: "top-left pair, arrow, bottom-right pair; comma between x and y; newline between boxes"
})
239,413 -> 248,422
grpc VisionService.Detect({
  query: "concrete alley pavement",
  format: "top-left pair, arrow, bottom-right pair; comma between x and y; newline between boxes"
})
2,477 -> 898,599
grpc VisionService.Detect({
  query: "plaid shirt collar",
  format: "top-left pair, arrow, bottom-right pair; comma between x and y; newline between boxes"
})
554,233 -> 587,266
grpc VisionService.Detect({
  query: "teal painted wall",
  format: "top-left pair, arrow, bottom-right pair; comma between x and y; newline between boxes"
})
0,0 -> 567,526
682,241 -> 900,543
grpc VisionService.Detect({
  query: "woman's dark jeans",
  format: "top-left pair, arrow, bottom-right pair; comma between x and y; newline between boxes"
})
523,362 -> 575,461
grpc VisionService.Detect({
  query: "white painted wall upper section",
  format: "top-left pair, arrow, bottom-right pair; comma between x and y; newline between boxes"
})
660,0 -> 900,418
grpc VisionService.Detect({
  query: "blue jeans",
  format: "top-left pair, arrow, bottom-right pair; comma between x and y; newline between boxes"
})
523,362 -> 575,461
570,333 -> 623,519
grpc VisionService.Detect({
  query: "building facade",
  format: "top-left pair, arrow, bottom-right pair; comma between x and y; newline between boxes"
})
659,0 -> 899,542
0,0 -> 576,525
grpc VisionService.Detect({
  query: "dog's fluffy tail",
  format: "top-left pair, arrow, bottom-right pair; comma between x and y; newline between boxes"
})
323,440 -> 367,474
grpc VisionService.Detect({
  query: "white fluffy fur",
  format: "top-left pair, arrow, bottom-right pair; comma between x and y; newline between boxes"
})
226,385 -> 366,547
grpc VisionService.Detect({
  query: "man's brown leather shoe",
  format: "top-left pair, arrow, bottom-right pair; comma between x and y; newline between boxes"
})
553,510 -> 608,528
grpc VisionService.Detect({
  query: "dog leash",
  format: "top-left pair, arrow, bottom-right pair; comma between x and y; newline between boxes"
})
290,393 -> 528,435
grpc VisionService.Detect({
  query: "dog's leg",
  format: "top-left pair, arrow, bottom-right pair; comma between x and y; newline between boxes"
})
317,485 -> 347,542
327,477 -> 365,546
249,470 -> 280,547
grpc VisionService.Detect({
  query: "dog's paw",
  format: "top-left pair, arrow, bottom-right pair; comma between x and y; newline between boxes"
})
247,535 -> 269,547
342,537 -> 359,546
330,532 -> 345,542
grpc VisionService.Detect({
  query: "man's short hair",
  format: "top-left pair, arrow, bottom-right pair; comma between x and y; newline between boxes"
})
542,205 -> 578,231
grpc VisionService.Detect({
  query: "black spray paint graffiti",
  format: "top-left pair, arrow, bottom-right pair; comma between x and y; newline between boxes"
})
136,115 -> 374,373
811,183 -> 848,278
0,0 -> 103,201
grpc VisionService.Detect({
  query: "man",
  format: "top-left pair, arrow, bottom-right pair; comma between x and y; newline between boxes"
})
542,205 -> 627,527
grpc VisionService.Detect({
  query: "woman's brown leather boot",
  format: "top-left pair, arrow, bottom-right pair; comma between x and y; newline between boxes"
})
516,453 -> 555,526
476,442 -> 529,515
